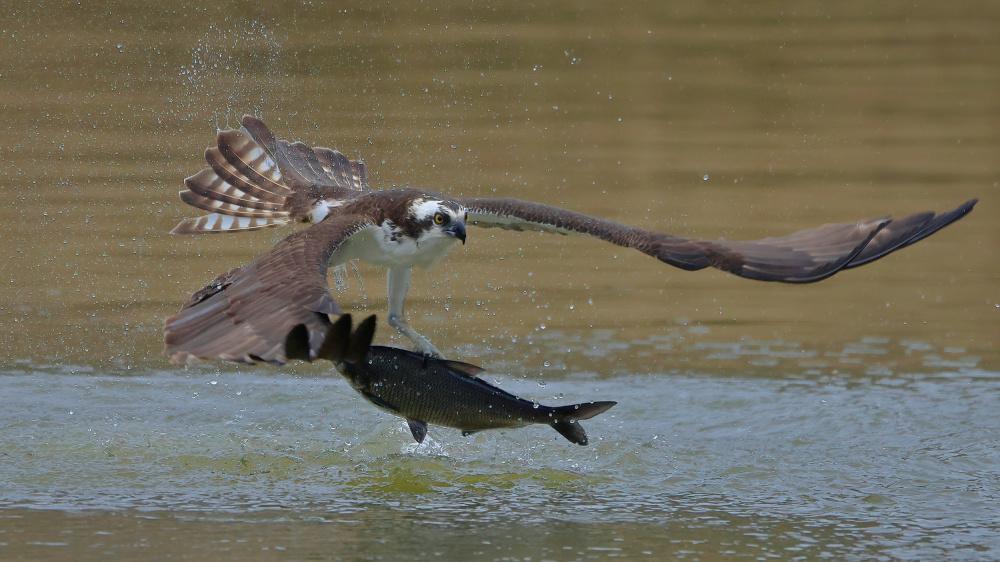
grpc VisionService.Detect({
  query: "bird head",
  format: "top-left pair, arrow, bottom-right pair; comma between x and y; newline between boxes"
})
409,198 -> 467,244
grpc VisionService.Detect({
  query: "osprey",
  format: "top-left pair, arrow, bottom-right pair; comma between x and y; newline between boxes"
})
163,115 -> 976,364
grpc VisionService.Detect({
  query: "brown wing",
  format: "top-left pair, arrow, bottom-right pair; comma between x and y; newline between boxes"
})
172,115 -> 368,235
163,214 -> 376,365
460,198 -> 977,283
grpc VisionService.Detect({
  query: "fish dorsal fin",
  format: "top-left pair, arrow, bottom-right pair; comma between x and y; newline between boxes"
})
438,359 -> 486,378
407,419 -> 428,443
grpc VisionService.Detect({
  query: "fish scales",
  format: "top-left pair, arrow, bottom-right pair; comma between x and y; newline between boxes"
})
351,349 -> 550,431
306,314 -> 616,445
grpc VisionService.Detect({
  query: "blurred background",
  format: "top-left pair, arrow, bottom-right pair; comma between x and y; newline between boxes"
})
0,1 -> 997,559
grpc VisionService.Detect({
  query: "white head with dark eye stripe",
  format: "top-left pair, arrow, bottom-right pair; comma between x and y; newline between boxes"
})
407,198 -> 468,245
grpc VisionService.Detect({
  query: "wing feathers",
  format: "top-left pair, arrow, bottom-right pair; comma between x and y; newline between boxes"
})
164,215 -> 374,364
164,115 -> 976,364
462,197 -> 976,283
845,199 -> 976,267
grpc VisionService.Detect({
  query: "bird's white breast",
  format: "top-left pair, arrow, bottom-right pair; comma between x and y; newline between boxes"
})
329,221 -> 459,270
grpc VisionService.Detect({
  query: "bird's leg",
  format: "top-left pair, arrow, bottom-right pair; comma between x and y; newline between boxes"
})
386,267 -> 442,357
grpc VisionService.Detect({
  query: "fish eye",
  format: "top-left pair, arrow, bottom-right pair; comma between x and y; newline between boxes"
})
434,212 -> 446,225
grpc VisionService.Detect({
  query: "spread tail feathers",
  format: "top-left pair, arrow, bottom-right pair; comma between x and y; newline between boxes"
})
549,401 -> 617,446
171,126 -> 294,234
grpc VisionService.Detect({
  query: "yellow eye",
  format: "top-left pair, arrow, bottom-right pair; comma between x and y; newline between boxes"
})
434,213 -> 445,225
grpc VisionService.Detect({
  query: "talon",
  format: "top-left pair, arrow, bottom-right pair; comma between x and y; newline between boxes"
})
411,335 -> 443,358
387,312 -> 442,358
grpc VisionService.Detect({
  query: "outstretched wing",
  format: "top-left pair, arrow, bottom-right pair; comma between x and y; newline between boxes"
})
459,197 -> 977,283
163,214 -> 375,365
172,115 -> 368,235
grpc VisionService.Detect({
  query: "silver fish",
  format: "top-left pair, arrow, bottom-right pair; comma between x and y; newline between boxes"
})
289,315 -> 616,445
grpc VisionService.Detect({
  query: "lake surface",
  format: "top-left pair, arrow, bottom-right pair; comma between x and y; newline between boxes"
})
1,1 -> 998,559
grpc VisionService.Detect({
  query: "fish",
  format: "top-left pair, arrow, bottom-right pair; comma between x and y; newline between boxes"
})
286,314 -> 616,446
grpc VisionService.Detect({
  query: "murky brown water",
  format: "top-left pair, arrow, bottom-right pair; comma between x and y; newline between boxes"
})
2,2 -> 998,560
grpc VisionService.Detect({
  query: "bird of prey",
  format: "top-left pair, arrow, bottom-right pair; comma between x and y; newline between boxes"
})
163,115 -> 976,365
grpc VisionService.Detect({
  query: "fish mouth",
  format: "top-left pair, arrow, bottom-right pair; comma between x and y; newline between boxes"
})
445,223 -> 467,244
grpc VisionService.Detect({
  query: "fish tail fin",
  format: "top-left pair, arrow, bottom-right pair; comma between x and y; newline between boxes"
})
549,401 -> 617,446
316,314 -> 377,364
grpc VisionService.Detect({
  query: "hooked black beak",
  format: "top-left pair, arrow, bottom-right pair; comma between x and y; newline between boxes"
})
445,222 -> 467,245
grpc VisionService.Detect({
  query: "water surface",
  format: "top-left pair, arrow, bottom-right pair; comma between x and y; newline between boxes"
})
1,2 -> 998,559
